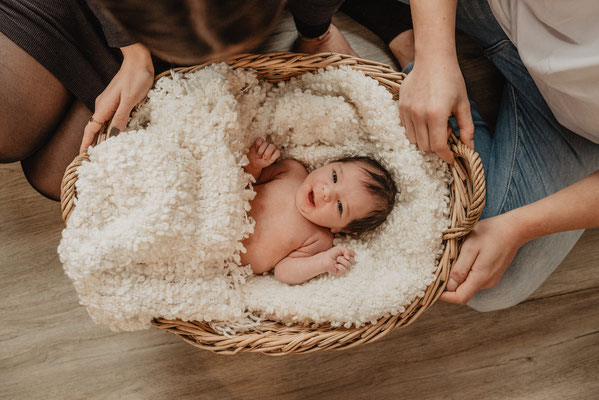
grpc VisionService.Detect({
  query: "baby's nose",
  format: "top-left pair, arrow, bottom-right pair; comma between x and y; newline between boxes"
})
322,186 -> 334,202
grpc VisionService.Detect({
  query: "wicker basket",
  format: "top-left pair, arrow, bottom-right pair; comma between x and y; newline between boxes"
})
61,52 -> 485,356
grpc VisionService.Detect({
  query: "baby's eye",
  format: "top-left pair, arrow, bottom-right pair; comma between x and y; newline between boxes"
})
337,200 -> 343,214
332,170 -> 338,183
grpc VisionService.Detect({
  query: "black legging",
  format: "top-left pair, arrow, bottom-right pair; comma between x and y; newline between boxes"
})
288,0 -> 412,44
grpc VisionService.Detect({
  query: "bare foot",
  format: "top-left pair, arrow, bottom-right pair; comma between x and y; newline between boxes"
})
388,29 -> 415,69
293,24 -> 359,57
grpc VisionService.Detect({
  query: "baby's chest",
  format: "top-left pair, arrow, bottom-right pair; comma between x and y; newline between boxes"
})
248,182 -> 310,248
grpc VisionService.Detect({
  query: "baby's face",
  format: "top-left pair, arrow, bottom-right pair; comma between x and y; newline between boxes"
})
295,161 -> 376,233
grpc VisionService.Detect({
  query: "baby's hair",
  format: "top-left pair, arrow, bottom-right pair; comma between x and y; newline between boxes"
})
334,156 -> 397,235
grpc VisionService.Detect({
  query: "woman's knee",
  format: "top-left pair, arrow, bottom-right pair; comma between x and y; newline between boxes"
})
0,31 -> 71,163
21,160 -> 62,201
467,287 -> 529,312
21,100 -> 89,201
0,138 -> 29,164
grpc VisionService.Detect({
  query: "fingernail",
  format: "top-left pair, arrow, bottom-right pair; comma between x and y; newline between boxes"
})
109,127 -> 121,137
447,278 -> 458,291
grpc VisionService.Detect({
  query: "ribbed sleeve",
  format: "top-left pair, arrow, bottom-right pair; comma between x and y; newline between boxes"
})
85,0 -> 136,48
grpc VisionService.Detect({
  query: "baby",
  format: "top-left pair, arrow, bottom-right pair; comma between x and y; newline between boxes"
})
241,138 -> 397,285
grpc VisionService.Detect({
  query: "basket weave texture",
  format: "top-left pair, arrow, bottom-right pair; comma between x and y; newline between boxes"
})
60,52 -> 485,355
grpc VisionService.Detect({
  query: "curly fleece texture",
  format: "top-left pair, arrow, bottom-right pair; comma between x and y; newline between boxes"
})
58,64 -> 450,333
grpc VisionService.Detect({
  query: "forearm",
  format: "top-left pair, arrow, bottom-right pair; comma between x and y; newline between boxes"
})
274,253 -> 325,285
410,0 -> 458,64
507,170 -> 599,244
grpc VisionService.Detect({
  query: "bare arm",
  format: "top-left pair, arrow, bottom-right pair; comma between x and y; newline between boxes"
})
441,170 -> 599,305
274,239 -> 356,285
412,0 -> 458,64
273,252 -> 328,285
511,170 -> 599,240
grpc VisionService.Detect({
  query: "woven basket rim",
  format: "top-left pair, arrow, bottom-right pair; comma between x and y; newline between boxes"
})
60,51 -> 486,355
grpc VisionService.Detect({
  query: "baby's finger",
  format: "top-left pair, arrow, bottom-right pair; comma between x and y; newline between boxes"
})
257,142 -> 269,158
336,256 -> 352,270
336,245 -> 349,253
272,149 -> 281,162
263,144 -> 276,160
334,263 -> 348,276
254,137 -> 264,149
326,264 -> 336,274
347,254 -> 356,265
341,247 -> 355,260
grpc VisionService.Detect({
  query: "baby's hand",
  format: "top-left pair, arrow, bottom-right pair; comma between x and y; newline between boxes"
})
248,138 -> 281,169
321,245 -> 356,277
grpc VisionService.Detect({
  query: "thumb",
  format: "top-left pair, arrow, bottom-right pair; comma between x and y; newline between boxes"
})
454,100 -> 475,150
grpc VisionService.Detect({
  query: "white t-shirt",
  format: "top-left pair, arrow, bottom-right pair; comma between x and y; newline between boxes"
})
488,0 -> 599,143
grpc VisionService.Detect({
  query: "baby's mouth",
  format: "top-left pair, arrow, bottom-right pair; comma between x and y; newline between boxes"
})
308,189 -> 315,206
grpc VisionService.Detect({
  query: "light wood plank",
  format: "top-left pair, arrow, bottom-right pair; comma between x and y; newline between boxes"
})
528,229 -> 599,301
1,286 -> 597,399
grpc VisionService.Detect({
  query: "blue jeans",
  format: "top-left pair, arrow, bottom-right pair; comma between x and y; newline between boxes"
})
405,0 -> 599,311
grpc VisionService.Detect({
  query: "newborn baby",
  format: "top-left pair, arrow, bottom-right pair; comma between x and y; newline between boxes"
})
241,138 -> 397,284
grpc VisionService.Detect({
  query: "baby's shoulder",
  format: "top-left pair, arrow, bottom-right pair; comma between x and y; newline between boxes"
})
257,159 -> 306,186
278,159 -> 308,179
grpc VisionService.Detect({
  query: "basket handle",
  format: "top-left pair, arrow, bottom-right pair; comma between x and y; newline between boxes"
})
442,132 -> 486,241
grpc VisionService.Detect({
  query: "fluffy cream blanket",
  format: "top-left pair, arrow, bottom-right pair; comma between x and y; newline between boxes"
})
58,64 -> 450,333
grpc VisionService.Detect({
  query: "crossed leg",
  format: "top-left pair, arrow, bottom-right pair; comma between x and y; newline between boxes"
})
21,100 -> 91,200
0,32 -> 89,200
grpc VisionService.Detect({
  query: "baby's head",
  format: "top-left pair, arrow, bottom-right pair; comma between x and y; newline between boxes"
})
295,156 -> 397,234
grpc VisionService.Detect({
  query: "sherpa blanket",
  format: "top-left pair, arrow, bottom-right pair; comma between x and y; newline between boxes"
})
58,64 -> 450,333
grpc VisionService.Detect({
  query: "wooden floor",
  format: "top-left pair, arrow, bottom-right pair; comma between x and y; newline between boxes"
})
2,11 -> 598,400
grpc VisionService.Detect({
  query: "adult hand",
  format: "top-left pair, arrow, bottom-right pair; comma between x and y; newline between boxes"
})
398,59 -> 474,164
80,43 -> 154,154
440,213 -> 526,305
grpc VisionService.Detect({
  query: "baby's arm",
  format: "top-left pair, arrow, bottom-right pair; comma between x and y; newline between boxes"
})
245,138 -> 281,183
274,240 -> 356,285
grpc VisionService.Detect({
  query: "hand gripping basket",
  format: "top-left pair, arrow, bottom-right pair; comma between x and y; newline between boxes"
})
61,52 -> 485,355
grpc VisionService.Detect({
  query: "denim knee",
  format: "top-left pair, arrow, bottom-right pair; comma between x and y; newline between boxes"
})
467,286 -> 530,312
